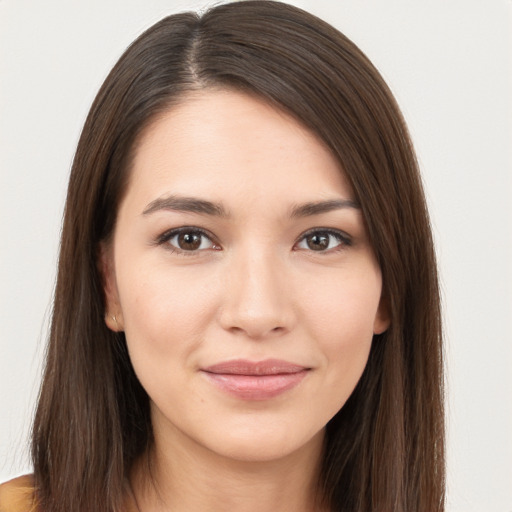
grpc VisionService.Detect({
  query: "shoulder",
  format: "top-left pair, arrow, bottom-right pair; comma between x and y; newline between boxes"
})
0,475 -> 37,512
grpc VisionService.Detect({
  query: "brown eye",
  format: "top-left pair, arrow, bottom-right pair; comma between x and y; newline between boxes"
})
177,232 -> 203,250
305,233 -> 330,251
295,230 -> 350,252
163,229 -> 217,252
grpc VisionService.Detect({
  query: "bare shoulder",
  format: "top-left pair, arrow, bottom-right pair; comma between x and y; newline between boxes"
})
0,475 -> 37,512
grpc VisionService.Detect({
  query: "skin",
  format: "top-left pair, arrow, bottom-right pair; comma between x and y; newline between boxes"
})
102,89 -> 389,512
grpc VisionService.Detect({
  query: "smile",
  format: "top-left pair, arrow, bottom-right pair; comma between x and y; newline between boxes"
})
201,359 -> 310,400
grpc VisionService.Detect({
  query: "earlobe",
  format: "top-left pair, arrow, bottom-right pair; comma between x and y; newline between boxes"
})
373,296 -> 391,335
98,243 -> 124,332
105,313 -> 123,332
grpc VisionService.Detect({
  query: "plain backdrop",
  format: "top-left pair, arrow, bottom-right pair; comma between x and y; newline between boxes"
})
1,1 -> 511,511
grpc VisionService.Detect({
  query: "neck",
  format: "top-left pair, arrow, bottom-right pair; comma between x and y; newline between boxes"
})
131,427 -> 327,512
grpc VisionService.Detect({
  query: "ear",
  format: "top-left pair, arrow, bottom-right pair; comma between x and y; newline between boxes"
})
98,243 -> 124,332
373,295 -> 391,335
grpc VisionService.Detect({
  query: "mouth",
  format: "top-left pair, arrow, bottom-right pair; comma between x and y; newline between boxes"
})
201,359 -> 310,400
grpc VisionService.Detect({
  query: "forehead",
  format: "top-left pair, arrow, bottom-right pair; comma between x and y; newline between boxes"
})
126,89 -> 353,208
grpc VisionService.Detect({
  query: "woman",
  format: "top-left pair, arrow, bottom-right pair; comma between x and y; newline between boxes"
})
0,1 -> 444,511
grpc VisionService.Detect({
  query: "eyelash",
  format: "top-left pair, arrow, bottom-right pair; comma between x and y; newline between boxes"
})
155,227 -> 352,255
294,228 -> 352,253
156,227 -> 220,256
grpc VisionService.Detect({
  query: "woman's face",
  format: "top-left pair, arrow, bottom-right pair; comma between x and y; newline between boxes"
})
103,90 -> 389,463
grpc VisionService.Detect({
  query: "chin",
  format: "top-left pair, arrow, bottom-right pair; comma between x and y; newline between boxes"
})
202,425 -> 325,464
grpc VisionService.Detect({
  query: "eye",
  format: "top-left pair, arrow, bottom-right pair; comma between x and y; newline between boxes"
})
295,229 -> 351,252
158,227 -> 220,253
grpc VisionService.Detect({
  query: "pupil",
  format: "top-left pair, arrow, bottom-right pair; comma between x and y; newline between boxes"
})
307,234 -> 329,251
178,232 -> 201,250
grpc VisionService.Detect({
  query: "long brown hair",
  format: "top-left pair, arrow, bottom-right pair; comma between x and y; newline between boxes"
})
31,2 -> 444,511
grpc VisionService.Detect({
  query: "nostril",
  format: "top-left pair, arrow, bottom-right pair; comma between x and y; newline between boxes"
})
222,319 -> 289,340
228,325 -> 285,337
217,278 -> 295,339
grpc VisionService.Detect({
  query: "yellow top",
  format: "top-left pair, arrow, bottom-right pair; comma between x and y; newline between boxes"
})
0,476 -> 138,512
0,476 -> 37,512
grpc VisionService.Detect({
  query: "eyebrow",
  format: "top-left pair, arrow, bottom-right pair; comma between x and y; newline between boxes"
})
142,195 -> 360,218
290,199 -> 360,218
142,195 -> 229,217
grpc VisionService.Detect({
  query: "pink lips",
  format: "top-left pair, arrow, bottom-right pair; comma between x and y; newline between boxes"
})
201,359 -> 309,400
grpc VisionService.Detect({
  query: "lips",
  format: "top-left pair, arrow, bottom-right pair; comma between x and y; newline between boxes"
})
201,359 -> 310,400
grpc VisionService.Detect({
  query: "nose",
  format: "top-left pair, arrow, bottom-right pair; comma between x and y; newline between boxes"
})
218,250 -> 296,339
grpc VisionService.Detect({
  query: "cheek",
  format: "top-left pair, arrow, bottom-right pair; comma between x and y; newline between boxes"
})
117,264 -> 220,358
299,269 -> 381,394
302,268 -> 382,342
